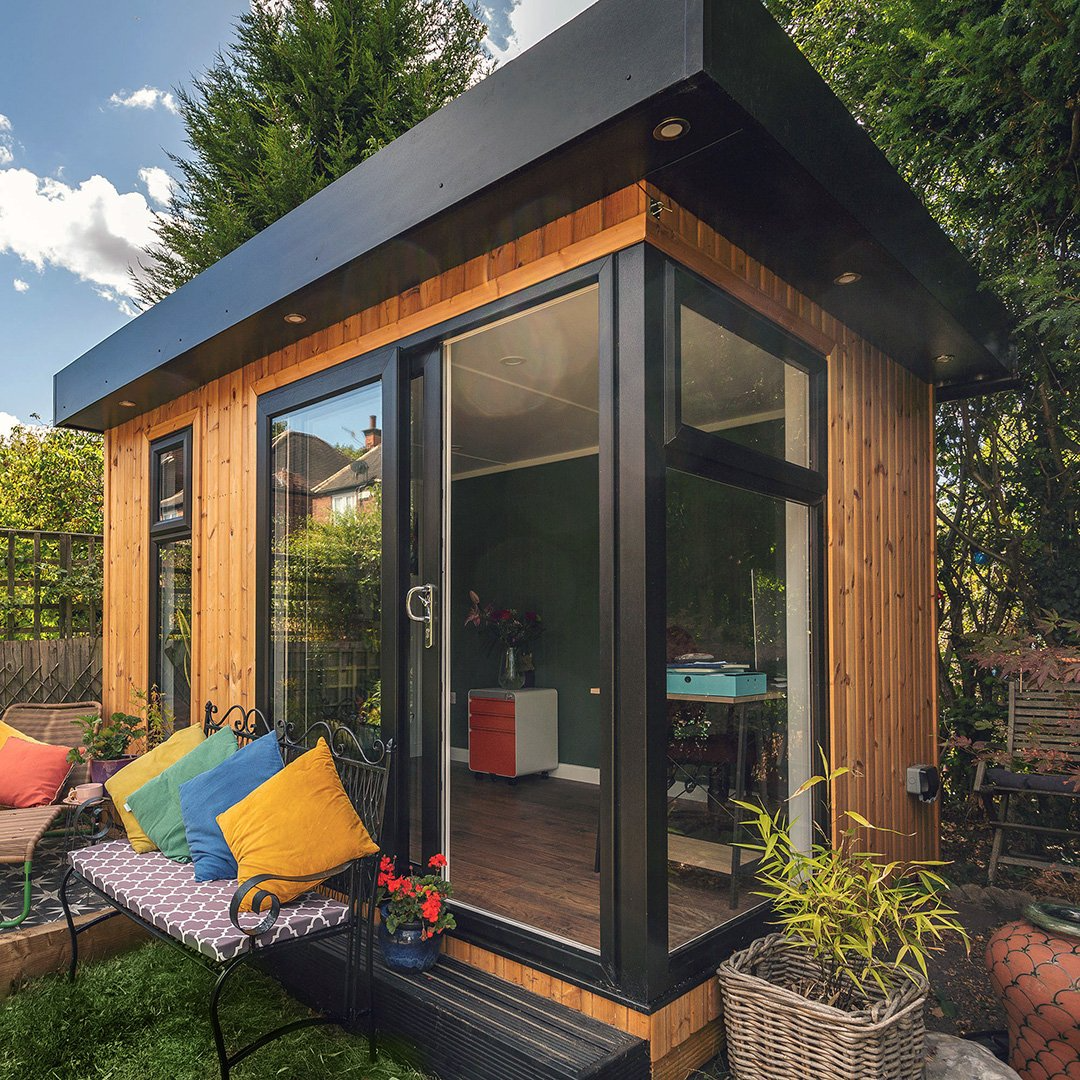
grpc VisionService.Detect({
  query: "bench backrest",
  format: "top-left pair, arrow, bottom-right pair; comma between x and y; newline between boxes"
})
202,701 -> 392,848
1009,684 -> 1080,764
1,700 -> 101,786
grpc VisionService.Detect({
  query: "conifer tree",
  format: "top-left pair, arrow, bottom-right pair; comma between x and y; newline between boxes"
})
136,0 -> 489,306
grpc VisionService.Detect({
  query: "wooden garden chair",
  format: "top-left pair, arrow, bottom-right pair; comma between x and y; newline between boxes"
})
974,683 -> 1080,883
0,700 -> 101,928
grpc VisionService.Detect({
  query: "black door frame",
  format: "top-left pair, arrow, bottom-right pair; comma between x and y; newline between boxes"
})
254,245 -> 830,1011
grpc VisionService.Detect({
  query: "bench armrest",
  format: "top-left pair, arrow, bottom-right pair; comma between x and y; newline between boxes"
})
229,862 -> 354,938
65,795 -> 119,850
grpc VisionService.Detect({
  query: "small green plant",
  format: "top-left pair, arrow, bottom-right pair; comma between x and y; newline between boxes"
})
736,756 -> 969,1010
67,712 -> 143,765
131,685 -> 175,750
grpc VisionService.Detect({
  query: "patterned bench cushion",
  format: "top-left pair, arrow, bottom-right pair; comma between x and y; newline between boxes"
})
69,839 -> 348,962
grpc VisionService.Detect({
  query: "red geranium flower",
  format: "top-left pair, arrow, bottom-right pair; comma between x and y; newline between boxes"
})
428,853 -> 447,869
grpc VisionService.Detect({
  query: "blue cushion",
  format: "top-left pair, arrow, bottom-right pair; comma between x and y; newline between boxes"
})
178,731 -> 285,882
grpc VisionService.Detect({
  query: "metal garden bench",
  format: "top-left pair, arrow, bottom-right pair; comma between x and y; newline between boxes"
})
974,683 -> 1080,883
60,702 -> 392,1079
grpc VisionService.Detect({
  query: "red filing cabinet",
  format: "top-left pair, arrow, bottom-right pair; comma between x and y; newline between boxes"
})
467,688 -> 558,780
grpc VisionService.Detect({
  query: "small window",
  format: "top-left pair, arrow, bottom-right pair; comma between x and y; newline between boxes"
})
672,266 -> 816,468
151,429 -> 192,531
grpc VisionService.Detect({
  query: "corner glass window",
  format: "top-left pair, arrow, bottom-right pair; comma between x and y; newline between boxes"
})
665,471 -> 812,951
675,267 -> 811,466
156,445 -> 187,522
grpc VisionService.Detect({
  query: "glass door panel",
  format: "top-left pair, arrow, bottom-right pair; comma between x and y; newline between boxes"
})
269,381 -> 384,747
445,286 -> 602,950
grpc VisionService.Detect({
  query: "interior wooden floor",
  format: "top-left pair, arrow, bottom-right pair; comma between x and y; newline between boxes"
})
446,762 -> 761,950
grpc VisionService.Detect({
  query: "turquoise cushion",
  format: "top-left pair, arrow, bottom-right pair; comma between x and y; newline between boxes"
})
178,731 -> 285,882
126,726 -> 238,860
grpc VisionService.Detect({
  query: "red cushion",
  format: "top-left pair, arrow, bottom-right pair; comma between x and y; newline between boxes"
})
0,737 -> 73,808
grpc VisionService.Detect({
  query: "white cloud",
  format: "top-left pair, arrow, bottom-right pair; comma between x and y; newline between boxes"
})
109,87 -> 178,115
12,277 -> 29,293
138,165 -> 174,208
0,412 -> 26,438
0,168 -> 158,311
482,0 -> 597,63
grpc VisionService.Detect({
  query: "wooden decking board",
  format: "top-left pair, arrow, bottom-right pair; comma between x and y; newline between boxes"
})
264,938 -> 648,1079
375,953 -> 650,1079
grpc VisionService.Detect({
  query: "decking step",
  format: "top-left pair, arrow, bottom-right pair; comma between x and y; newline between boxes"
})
374,953 -> 649,1080
262,939 -> 649,1079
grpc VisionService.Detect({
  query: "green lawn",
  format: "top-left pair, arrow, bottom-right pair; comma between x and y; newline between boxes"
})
0,942 -> 427,1080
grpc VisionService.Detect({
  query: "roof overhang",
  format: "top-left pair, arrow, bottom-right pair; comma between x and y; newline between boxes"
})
54,0 -> 1013,432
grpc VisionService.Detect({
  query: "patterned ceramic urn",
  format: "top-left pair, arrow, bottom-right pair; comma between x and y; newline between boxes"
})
986,902 -> 1080,1080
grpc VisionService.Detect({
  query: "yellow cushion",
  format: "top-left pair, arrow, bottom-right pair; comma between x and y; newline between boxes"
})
217,737 -> 378,911
106,725 -> 205,852
0,719 -> 41,753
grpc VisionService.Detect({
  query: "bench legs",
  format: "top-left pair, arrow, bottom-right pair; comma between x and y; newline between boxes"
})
0,861 -> 33,930
60,866 -> 121,980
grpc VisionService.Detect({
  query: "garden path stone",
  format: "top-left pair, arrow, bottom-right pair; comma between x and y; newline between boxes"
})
925,1033 -> 1019,1079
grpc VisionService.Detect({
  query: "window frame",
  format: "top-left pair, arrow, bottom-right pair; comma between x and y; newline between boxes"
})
148,426 -> 194,726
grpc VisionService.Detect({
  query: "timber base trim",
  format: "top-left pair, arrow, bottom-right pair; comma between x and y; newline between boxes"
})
0,909 -> 148,998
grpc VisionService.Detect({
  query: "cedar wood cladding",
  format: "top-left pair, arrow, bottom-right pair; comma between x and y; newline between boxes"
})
103,182 -> 937,873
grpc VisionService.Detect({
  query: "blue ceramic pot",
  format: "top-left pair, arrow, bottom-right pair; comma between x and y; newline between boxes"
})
378,904 -> 441,974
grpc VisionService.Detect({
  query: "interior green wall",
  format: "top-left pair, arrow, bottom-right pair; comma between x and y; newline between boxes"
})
449,454 -> 600,770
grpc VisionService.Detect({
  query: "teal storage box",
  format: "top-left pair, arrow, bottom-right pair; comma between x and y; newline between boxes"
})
666,671 -> 768,697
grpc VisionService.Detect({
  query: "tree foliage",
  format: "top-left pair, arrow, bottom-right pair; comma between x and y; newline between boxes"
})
763,0 -> 1080,698
0,419 -> 104,534
136,0 -> 490,306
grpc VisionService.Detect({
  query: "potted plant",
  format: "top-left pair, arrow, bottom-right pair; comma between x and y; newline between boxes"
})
375,853 -> 456,973
67,711 -> 144,783
465,591 -> 543,690
67,686 -> 176,783
716,760 -> 968,1080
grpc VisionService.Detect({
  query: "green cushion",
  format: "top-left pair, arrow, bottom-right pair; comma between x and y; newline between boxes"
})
126,727 -> 238,860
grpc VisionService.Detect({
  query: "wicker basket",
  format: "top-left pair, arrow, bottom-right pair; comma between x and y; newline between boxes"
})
716,934 -> 927,1080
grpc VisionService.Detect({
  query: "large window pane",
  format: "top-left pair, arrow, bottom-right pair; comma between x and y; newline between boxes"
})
677,269 -> 810,466
156,538 -> 192,724
665,471 -> 812,951
447,286 -> 601,949
270,384 -> 383,744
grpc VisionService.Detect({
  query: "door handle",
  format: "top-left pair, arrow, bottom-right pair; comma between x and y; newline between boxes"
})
405,584 -> 435,648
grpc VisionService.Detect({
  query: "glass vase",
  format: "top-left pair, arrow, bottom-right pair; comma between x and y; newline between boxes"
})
498,646 -> 525,691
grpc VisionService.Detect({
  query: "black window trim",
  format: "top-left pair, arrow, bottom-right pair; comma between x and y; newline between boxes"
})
148,425 -> 194,726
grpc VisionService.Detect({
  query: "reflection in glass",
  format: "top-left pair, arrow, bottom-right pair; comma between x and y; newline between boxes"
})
270,387 -> 383,745
157,445 -> 186,522
447,286 -> 602,949
678,269 -> 809,465
156,538 -> 192,724
666,471 -> 811,951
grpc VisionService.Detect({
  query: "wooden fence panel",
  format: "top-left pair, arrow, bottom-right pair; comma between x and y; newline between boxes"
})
1,530 -> 102,641
0,638 -> 103,713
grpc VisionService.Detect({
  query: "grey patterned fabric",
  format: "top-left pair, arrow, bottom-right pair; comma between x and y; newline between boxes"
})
69,840 -> 349,962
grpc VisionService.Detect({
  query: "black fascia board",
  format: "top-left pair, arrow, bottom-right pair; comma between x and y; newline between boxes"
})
53,0 -> 705,431
53,0 -> 1012,432
698,0 -> 1011,374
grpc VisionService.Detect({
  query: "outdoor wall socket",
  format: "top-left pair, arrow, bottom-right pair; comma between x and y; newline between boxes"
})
906,764 -> 940,803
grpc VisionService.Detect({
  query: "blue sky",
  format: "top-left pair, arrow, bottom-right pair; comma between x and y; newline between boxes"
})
0,0 -> 595,432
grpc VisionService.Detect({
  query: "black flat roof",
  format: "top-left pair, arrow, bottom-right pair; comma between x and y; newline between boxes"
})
54,0 -> 1012,431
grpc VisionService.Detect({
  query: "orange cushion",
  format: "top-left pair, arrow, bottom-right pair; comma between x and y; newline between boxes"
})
0,719 -> 41,754
217,738 -> 378,911
0,737 -> 72,808
106,724 -> 205,852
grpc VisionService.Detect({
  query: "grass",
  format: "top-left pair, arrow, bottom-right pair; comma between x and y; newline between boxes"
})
0,942 -> 428,1080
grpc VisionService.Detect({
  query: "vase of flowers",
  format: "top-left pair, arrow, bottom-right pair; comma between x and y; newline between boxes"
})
465,592 -> 543,690
376,853 -> 456,974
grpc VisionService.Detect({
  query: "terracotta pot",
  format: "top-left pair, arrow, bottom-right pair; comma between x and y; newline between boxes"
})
986,902 -> 1080,1080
